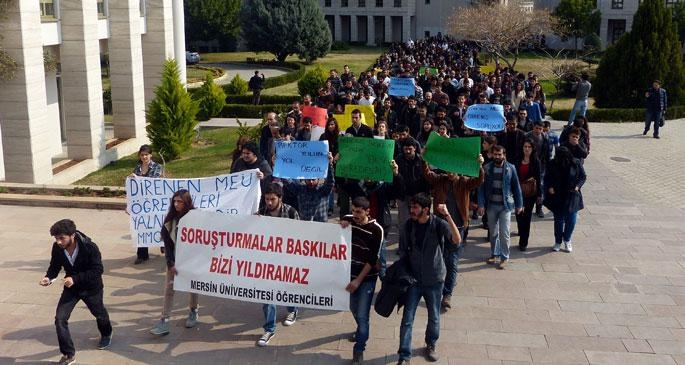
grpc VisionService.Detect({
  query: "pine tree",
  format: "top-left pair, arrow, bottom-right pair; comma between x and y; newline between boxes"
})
194,73 -> 226,121
595,0 -> 684,108
145,59 -> 199,160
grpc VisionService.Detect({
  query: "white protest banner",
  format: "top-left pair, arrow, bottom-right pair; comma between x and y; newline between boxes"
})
174,210 -> 352,311
388,77 -> 416,97
464,104 -> 505,132
273,140 -> 329,179
126,170 -> 261,248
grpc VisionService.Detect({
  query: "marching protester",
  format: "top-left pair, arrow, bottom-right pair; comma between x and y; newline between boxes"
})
515,139 -> 542,251
40,219 -> 113,365
129,144 -> 164,265
150,189 -> 199,336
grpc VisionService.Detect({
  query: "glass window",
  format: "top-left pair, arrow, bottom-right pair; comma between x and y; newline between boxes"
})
139,0 -> 146,16
608,19 -> 626,44
341,0 -> 348,7
424,30 -> 430,37
358,0 -> 366,7
376,0 -> 383,7
425,0 -> 430,3
325,0 -> 331,6
97,0 -> 107,17
611,0 -> 623,9
40,0 -> 56,20
394,0 -> 402,6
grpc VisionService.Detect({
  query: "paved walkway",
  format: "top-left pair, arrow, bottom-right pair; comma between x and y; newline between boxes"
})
1,120 -> 684,364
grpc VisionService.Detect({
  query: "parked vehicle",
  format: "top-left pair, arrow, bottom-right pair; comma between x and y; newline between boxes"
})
186,51 -> 200,65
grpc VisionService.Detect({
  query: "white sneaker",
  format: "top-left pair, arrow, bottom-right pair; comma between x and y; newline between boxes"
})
552,243 -> 562,252
282,311 -> 297,326
564,241 -> 573,252
257,331 -> 275,347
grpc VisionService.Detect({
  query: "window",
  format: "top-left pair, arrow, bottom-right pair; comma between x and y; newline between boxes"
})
40,0 -> 56,20
325,0 -> 331,6
394,0 -> 402,6
376,0 -> 383,7
425,0 -> 430,3
358,0 -> 366,7
424,30 -> 430,37
341,0 -> 348,6
97,0 -> 107,17
608,19 -> 626,44
139,0 -> 146,16
611,0 -> 623,9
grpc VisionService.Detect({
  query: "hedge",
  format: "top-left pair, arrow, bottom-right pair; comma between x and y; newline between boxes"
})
549,105 -> 685,123
225,94 -> 300,104
218,104 -> 291,118
188,61 -> 305,95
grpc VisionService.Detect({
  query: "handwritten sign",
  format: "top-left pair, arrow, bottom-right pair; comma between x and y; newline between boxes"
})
334,112 -> 368,132
388,77 -> 416,97
273,140 -> 329,179
336,137 -> 395,181
418,67 -> 439,76
175,210 -> 351,311
344,104 -> 375,127
125,171 -> 261,247
464,104 -> 505,132
423,133 -> 481,177
301,106 -> 328,127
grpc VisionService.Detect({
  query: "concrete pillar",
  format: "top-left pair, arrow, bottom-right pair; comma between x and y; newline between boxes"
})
367,16 -> 375,46
0,0 -> 54,183
350,15 -> 358,42
60,0 -> 106,160
142,0 -> 174,104
109,0 -> 147,139
402,15 -> 411,42
334,15 -> 342,41
172,0 -> 186,84
385,16 -> 392,43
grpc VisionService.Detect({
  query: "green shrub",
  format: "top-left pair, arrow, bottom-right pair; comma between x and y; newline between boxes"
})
298,66 -> 328,97
146,59 -> 199,160
225,74 -> 249,95
218,104 -> 291,118
225,94 -> 300,104
194,73 -> 227,121
549,105 -> 685,122
331,41 -> 351,51
262,62 -> 305,89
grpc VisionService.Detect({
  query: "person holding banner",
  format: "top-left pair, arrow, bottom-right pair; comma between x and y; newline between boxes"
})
150,189 -> 200,336
256,183 -> 300,346
231,141 -> 272,195
397,194 -> 461,364
130,144 -> 164,265
340,197 -> 384,365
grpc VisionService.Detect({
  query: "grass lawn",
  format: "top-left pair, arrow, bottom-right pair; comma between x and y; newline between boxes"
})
76,128 -> 239,187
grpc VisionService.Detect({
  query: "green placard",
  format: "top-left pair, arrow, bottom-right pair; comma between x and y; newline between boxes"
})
423,133 -> 481,177
336,137 -> 395,182
418,66 -> 439,76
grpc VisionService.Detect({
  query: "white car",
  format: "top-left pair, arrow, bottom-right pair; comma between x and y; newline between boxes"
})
186,51 -> 200,65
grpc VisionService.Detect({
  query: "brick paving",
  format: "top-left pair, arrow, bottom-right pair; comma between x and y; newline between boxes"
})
0,119 -> 684,364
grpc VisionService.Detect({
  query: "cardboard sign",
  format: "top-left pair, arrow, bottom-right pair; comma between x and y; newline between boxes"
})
273,140 -> 329,179
388,77 -> 416,97
336,137 -> 395,181
301,106 -> 328,127
464,104 -> 505,132
423,133 -> 481,177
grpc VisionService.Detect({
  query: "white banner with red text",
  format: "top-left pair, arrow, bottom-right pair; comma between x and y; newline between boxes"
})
125,170 -> 261,248
174,210 -> 352,311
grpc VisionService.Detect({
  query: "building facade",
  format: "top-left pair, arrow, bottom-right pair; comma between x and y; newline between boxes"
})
0,0 -> 183,184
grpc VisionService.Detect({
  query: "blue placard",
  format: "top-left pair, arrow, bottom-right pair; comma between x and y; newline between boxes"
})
388,77 -> 416,97
273,140 -> 329,179
464,104 -> 506,132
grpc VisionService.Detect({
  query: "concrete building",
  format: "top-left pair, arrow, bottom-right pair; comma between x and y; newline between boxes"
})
0,0 -> 185,184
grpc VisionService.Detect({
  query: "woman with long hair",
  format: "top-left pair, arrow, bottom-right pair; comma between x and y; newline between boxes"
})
130,144 -> 164,264
150,189 -> 199,336
320,117 -> 341,215
532,83 -> 547,118
515,139 -> 542,251
511,82 -> 526,109
544,146 -> 586,253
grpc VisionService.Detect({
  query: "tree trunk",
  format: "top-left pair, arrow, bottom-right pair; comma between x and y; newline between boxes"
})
276,52 -> 288,63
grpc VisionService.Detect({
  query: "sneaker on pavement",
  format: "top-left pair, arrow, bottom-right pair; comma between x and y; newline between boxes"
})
133,257 -> 147,265
552,243 -> 562,252
352,351 -> 364,365
185,309 -> 199,328
97,332 -> 112,350
425,344 -> 439,362
441,295 -> 452,311
536,210 -> 545,218
150,318 -> 170,336
486,256 -> 499,265
282,311 -> 297,326
348,332 -> 356,342
397,359 -> 411,365
58,355 -> 75,365
497,259 -> 509,270
564,241 -> 573,252
257,331 -> 275,347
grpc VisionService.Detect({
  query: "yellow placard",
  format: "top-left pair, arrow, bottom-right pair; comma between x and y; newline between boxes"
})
344,105 -> 375,126
334,113 -> 367,131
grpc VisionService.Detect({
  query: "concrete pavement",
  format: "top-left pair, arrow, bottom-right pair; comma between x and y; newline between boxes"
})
1,120 -> 684,364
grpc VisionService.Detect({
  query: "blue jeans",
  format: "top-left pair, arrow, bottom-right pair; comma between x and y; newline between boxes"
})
398,283 -> 443,361
568,99 -> 588,125
487,205 -> 512,260
553,210 -> 578,243
56,289 -> 112,357
644,110 -> 662,137
349,280 -> 377,353
442,228 -> 465,297
262,304 -> 297,332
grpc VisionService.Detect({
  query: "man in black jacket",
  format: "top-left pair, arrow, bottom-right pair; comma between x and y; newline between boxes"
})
40,219 -> 112,365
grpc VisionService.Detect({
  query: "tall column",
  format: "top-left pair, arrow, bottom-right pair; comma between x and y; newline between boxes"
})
350,15 -> 358,42
142,0 -> 175,104
172,0 -> 186,84
60,0 -> 106,160
367,16 -> 375,46
334,15 -> 342,41
385,16 -> 392,43
0,0 -> 53,182
109,0 -> 147,139
402,16 -> 411,42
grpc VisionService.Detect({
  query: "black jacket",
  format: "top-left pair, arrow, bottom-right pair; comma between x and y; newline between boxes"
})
374,257 -> 416,317
45,231 -> 104,295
